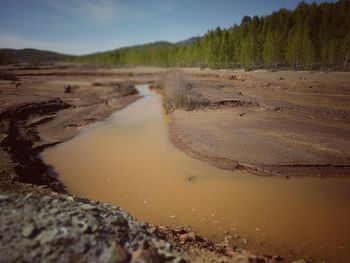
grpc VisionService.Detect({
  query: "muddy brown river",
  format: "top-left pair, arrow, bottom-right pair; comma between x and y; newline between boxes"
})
43,85 -> 350,262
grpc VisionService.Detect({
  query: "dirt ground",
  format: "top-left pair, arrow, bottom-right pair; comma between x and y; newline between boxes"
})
168,68 -> 350,177
1,65 -> 349,262
0,65 -> 166,190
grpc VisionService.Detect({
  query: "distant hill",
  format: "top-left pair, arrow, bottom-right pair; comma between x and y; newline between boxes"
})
176,37 -> 200,46
0,48 -> 73,64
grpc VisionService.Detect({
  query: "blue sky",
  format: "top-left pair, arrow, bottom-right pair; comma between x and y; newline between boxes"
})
0,0 -> 335,55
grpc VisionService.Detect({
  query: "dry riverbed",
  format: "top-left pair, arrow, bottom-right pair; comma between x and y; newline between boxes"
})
1,65 -> 349,262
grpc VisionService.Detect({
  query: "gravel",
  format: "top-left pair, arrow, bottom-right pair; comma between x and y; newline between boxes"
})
0,181 -> 186,263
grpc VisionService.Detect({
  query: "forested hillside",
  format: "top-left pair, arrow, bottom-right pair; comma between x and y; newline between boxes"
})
0,48 -> 71,64
75,1 -> 350,70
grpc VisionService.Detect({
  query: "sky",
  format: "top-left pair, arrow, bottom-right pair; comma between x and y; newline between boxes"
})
0,0 -> 335,55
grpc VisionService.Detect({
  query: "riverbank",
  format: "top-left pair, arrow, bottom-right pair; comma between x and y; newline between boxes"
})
0,65 -> 166,191
0,65 -> 281,262
164,69 -> 350,177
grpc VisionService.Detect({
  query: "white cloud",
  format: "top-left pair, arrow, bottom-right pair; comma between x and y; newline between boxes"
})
0,34 -> 125,55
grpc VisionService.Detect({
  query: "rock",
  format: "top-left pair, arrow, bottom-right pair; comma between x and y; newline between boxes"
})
22,224 -> 36,238
23,193 -> 33,201
36,229 -> 58,243
0,133 -> 8,143
114,242 -> 128,262
233,255 -> 250,263
241,238 -> 248,245
292,260 -> 306,263
179,232 -> 196,243
87,216 -> 99,232
99,242 -> 128,263
239,112 -> 245,117
65,196 -> 74,201
75,220 -> 89,233
80,204 -> 95,211
0,194 -> 9,201
131,245 -> 160,263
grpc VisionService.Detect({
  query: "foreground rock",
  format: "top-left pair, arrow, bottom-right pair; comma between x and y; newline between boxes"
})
0,181 -> 288,263
0,181 -> 185,262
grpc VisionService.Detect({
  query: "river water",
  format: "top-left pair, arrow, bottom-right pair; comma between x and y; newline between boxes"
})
42,85 -> 350,262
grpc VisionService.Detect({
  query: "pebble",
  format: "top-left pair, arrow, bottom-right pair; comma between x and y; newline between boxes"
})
99,243 -> 128,263
22,224 -> 36,238
0,194 -> 9,201
36,229 -> 58,243
87,217 -> 99,232
65,196 -> 74,202
179,232 -> 196,243
23,193 -> 33,201
80,204 -> 95,211
292,259 -> 306,263
113,242 -> 128,262
76,220 -> 89,233
233,254 -> 250,263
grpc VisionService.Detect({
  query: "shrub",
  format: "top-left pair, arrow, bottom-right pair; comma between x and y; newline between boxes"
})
162,74 -> 210,111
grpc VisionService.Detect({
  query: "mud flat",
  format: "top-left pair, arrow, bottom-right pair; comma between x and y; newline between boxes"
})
0,65 -> 166,190
43,85 -> 350,262
0,65 -> 280,262
1,65 -> 350,262
165,69 -> 350,177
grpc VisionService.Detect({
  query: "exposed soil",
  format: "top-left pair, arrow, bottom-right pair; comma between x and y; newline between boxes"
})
0,65 -> 165,191
1,65 -> 349,262
165,69 -> 350,177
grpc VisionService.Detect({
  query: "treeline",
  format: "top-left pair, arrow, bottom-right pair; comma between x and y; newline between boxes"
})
0,48 -> 71,65
75,0 -> 350,70
0,52 -> 13,65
